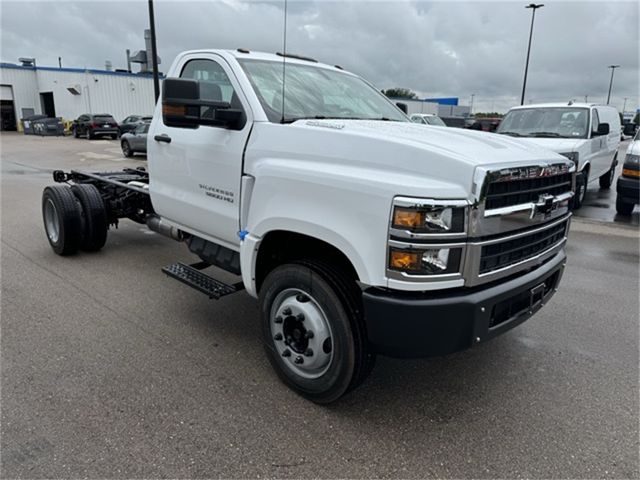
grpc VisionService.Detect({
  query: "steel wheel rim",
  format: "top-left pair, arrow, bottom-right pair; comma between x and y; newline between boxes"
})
270,288 -> 334,379
122,142 -> 129,156
44,198 -> 60,243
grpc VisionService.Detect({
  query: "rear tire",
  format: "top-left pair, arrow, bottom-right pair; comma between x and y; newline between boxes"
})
86,129 -> 92,140
71,184 -> 108,251
42,185 -> 83,255
121,140 -> 133,157
259,260 -> 375,404
599,161 -> 616,189
616,196 -> 634,215
73,126 -> 79,138
572,171 -> 587,210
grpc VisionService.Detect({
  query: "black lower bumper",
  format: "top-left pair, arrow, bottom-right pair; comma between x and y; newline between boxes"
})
616,176 -> 639,204
362,251 -> 566,358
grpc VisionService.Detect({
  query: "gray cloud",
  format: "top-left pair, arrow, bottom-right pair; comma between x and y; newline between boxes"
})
1,0 -> 638,113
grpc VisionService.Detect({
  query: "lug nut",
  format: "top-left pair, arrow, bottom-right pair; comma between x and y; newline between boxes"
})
294,356 -> 304,364
274,333 -> 283,341
282,349 -> 291,357
274,316 -> 283,324
304,348 -> 313,357
304,331 -> 314,339
282,307 -> 292,316
296,313 -> 305,322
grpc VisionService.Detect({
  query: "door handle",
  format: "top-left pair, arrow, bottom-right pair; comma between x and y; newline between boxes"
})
154,134 -> 171,144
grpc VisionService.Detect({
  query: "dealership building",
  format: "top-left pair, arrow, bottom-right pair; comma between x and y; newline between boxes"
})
0,63 -> 158,130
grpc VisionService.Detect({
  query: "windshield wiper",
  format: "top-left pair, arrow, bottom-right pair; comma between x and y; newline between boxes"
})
498,131 -> 524,137
529,132 -> 563,137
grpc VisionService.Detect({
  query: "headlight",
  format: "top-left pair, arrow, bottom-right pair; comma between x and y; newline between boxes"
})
392,206 -> 465,233
389,247 -> 462,275
559,151 -> 579,164
625,153 -> 640,164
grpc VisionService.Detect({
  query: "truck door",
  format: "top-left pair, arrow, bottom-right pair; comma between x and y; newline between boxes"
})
589,108 -> 609,178
149,54 -> 252,248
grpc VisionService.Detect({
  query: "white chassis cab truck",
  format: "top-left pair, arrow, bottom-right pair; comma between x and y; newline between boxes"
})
42,49 -> 575,403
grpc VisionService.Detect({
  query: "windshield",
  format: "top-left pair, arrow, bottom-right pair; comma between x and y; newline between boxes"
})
238,59 -> 407,123
497,107 -> 589,138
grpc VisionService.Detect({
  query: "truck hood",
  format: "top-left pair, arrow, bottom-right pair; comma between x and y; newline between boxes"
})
499,135 -> 583,154
245,120 -> 571,201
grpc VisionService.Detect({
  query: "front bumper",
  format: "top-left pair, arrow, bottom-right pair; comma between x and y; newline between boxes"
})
362,250 -> 566,358
616,176 -> 640,204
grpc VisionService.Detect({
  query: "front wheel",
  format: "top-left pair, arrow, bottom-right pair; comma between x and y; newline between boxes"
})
572,171 -> 588,210
259,261 -> 375,403
121,140 -> 133,157
616,196 -> 634,215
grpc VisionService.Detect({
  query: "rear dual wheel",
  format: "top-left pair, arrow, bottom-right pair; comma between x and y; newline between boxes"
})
42,184 -> 108,255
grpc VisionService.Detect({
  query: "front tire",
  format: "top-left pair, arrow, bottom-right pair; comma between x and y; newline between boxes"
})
71,184 -> 108,251
572,171 -> 588,210
42,185 -> 83,255
616,196 -> 634,215
121,140 -> 133,157
259,261 -> 375,403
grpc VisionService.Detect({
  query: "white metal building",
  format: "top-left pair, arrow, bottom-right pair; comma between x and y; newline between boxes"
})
0,63 -> 158,130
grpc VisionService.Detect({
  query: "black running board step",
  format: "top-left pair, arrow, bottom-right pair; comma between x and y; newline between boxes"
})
162,262 -> 243,299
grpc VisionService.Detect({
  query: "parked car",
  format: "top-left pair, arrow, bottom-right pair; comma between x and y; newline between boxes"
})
616,129 -> 640,215
119,115 -> 153,135
496,102 -> 621,209
120,123 -> 149,157
440,116 -> 466,128
73,114 -> 119,139
410,113 -> 447,127
468,117 -> 501,132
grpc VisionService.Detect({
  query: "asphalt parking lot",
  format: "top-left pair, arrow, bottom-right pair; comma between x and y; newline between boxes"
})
1,132 -> 639,478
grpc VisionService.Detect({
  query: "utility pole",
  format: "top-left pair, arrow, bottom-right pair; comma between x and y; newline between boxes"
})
520,3 -> 544,105
606,65 -> 620,105
148,0 -> 160,103
470,93 -> 475,115
584,94 -> 588,103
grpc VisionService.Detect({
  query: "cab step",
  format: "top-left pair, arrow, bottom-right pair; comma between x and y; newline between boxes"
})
161,262 -> 243,299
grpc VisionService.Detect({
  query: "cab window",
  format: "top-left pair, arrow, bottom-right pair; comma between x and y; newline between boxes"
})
180,59 -> 235,104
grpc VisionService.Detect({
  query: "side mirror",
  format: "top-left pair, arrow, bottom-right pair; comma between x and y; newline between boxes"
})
596,123 -> 610,136
162,77 -> 245,130
396,102 -> 408,114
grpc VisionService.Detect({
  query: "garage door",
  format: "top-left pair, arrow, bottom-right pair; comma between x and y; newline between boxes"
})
0,85 -> 14,101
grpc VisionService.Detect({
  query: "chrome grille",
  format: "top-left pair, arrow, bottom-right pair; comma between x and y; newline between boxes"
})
479,219 -> 568,274
485,173 -> 572,209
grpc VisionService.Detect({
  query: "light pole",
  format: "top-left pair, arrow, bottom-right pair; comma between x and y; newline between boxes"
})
606,65 -> 620,105
470,93 -> 475,115
622,97 -> 628,113
520,3 -> 544,105
148,0 -> 160,103
584,94 -> 588,103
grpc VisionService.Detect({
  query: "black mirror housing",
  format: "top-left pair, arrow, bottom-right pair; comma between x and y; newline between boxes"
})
597,123 -> 610,136
162,77 -> 245,130
396,102 -> 408,114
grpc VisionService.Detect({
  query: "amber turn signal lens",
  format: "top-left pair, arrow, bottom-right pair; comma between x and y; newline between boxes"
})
163,104 -> 186,116
389,250 -> 421,270
393,208 -> 424,228
622,168 -> 640,178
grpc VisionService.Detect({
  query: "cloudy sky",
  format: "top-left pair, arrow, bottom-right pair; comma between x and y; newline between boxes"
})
1,0 -> 638,113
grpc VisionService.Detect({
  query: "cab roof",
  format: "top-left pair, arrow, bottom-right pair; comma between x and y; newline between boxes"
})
510,102 -> 605,110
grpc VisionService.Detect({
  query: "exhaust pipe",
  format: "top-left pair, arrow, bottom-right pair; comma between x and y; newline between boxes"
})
146,215 -> 184,241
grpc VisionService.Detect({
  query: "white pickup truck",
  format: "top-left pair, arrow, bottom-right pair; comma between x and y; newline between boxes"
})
42,49 -> 575,403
